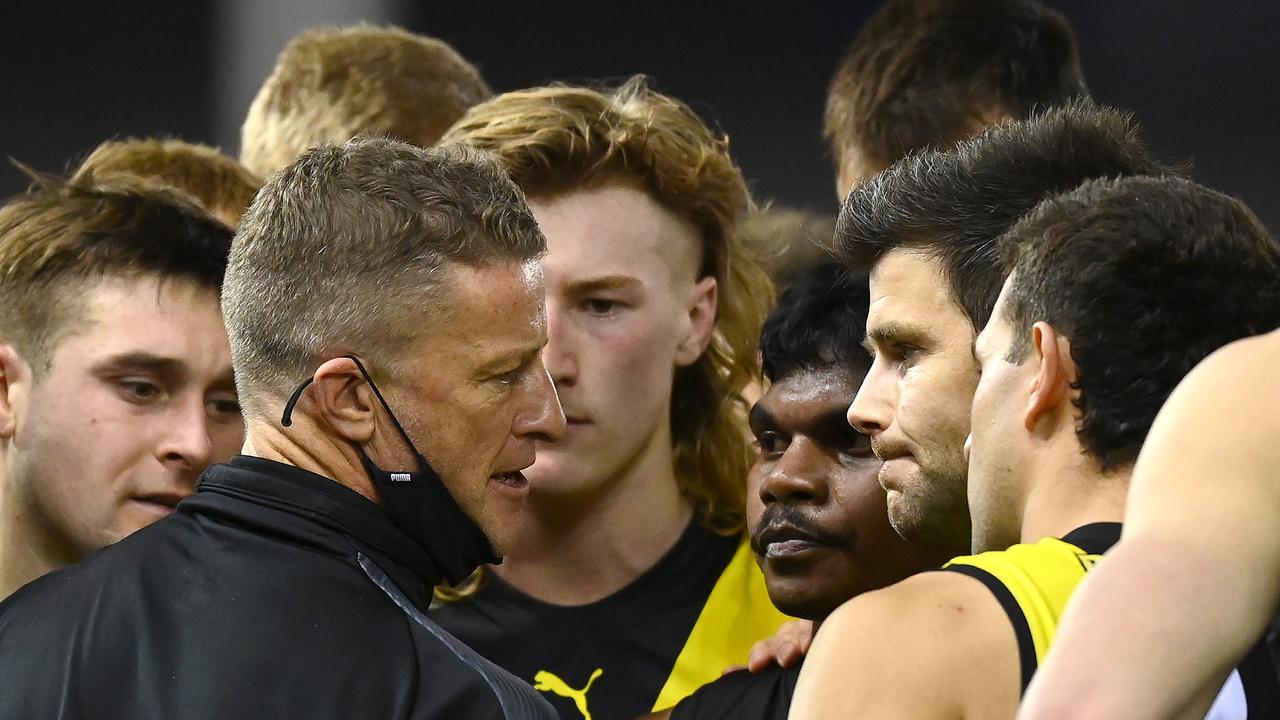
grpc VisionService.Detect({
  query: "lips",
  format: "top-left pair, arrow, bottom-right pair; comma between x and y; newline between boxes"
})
751,515 -> 847,561
134,491 -> 187,509
489,470 -> 528,489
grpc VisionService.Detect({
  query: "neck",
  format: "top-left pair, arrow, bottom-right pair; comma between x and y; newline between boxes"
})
243,416 -> 380,504
492,421 -> 695,605
0,464 -> 77,601
1019,447 -> 1129,545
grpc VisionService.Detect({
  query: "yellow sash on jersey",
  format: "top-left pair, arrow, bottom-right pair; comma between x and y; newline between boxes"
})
649,534 -> 794,711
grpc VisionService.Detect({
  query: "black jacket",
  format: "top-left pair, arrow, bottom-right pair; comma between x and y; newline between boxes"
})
0,455 -> 557,720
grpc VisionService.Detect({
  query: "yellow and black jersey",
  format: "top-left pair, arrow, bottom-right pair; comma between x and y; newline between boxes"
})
943,522 -> 1279,716
430,519 -> 793,720
943,523 -> 1117,692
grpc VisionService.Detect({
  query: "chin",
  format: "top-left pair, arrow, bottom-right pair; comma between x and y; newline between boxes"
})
523,458 -> 610,496
768,588 -> 837,622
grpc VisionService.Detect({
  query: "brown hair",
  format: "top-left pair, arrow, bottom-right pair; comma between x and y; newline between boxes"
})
826,0 -> 1088,186
0,169 -> 233,373
240,25 -> 492,178
736,205 -> 836,293
72,138 -> 262,229
442,75 -> 774,534
223,136 -> 544,417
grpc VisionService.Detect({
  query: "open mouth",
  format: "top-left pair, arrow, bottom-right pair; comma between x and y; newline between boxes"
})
132,493 -> 186,516
489,470 -> 529,489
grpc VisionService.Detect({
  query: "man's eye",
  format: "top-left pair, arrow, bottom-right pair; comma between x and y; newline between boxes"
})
840,433 -> 876,461
892,344 -> 921,369
118,380 -> 164,404
754,431 -> 788,457
207,396 -> 243,421
493,367 -> 524,386
583,298 -> 621,315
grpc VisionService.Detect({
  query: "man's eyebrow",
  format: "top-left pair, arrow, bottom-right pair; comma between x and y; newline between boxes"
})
92,352 -> 238,392
814,407 -> 859,435
866,321 -> 931,348
475,343 -> 542,376
748,402 -> 776,432
563,274 -> 642,295
91,353 -> 183,376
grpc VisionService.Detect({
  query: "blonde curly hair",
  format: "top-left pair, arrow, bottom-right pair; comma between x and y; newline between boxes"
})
441,75 -> 774,535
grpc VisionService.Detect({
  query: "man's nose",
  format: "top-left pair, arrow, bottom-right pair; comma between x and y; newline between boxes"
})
542,304 -> 577,389
847,360 -> 895,436
516,360 -> 566,443
759,438 -> 829,506
156,397 -> 214,476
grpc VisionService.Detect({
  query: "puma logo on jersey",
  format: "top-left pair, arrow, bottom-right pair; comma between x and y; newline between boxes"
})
533,668 -> 603,720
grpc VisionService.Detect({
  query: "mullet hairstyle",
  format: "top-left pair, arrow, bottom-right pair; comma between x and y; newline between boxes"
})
73,138 -> 263,229
0,169 -> 232,374
760,259 -> 871,384
1000,175 -> 1280,470
240,25 -> 492,178
223,137 -> 544,418
826,0 -> 1088,181
836,100 -> 1172,333
441,75 -> 774,534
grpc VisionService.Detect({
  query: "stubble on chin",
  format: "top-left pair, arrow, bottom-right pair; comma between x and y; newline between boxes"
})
888,465 -> 972,556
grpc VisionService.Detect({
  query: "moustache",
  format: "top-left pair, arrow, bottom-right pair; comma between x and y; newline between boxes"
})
750,503 -> 847,556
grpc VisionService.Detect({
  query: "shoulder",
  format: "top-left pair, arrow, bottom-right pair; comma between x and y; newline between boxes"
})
826,570 -> 1009,658
789,571 -> 1020,720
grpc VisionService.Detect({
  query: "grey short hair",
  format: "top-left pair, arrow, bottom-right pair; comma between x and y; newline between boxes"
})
223,136 -> 544,416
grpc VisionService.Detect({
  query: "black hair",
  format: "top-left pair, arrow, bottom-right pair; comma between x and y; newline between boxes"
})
1001,175 -> 1280,470
760,258 -> 871,382
835,101 -> 1173,332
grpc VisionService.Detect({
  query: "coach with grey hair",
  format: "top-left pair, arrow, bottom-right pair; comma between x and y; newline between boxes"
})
0,137 -> 565,719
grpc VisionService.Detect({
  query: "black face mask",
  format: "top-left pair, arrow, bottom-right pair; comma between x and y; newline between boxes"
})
280,355 -> 500,584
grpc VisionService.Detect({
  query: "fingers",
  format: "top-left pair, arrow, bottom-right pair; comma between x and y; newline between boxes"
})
746,619 -> 815,672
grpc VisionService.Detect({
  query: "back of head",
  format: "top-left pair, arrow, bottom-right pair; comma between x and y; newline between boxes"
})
442,75 -> 773,532
73,138 -> 262,229
241,25 -> 492,178
1000,175 -> 1280,470
836,101 -> 1171,333
0,170 -> 233,374
827,0 -> 1088,190
737,206 -> 836,293
760,259 -> 871,384
224,136 -> 543,418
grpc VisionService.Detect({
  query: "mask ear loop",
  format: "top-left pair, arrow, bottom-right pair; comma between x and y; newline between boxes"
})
280,377 -> 314,427
279,356 -> 419,452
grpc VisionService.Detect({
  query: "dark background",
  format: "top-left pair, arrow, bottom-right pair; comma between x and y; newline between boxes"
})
2,1 -> 1277,230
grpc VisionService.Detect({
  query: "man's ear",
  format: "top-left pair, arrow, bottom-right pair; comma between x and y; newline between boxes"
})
310,357 -> 378,444
1024,322 -> 1074,432
675,276 -> 718,367
0,345 -> 29,440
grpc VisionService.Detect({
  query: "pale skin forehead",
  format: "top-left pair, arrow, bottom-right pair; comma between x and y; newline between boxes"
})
531,179 -> 704,292
57,276 -> 229,364
866,248 -> 972,341
426,259 -> 548,374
